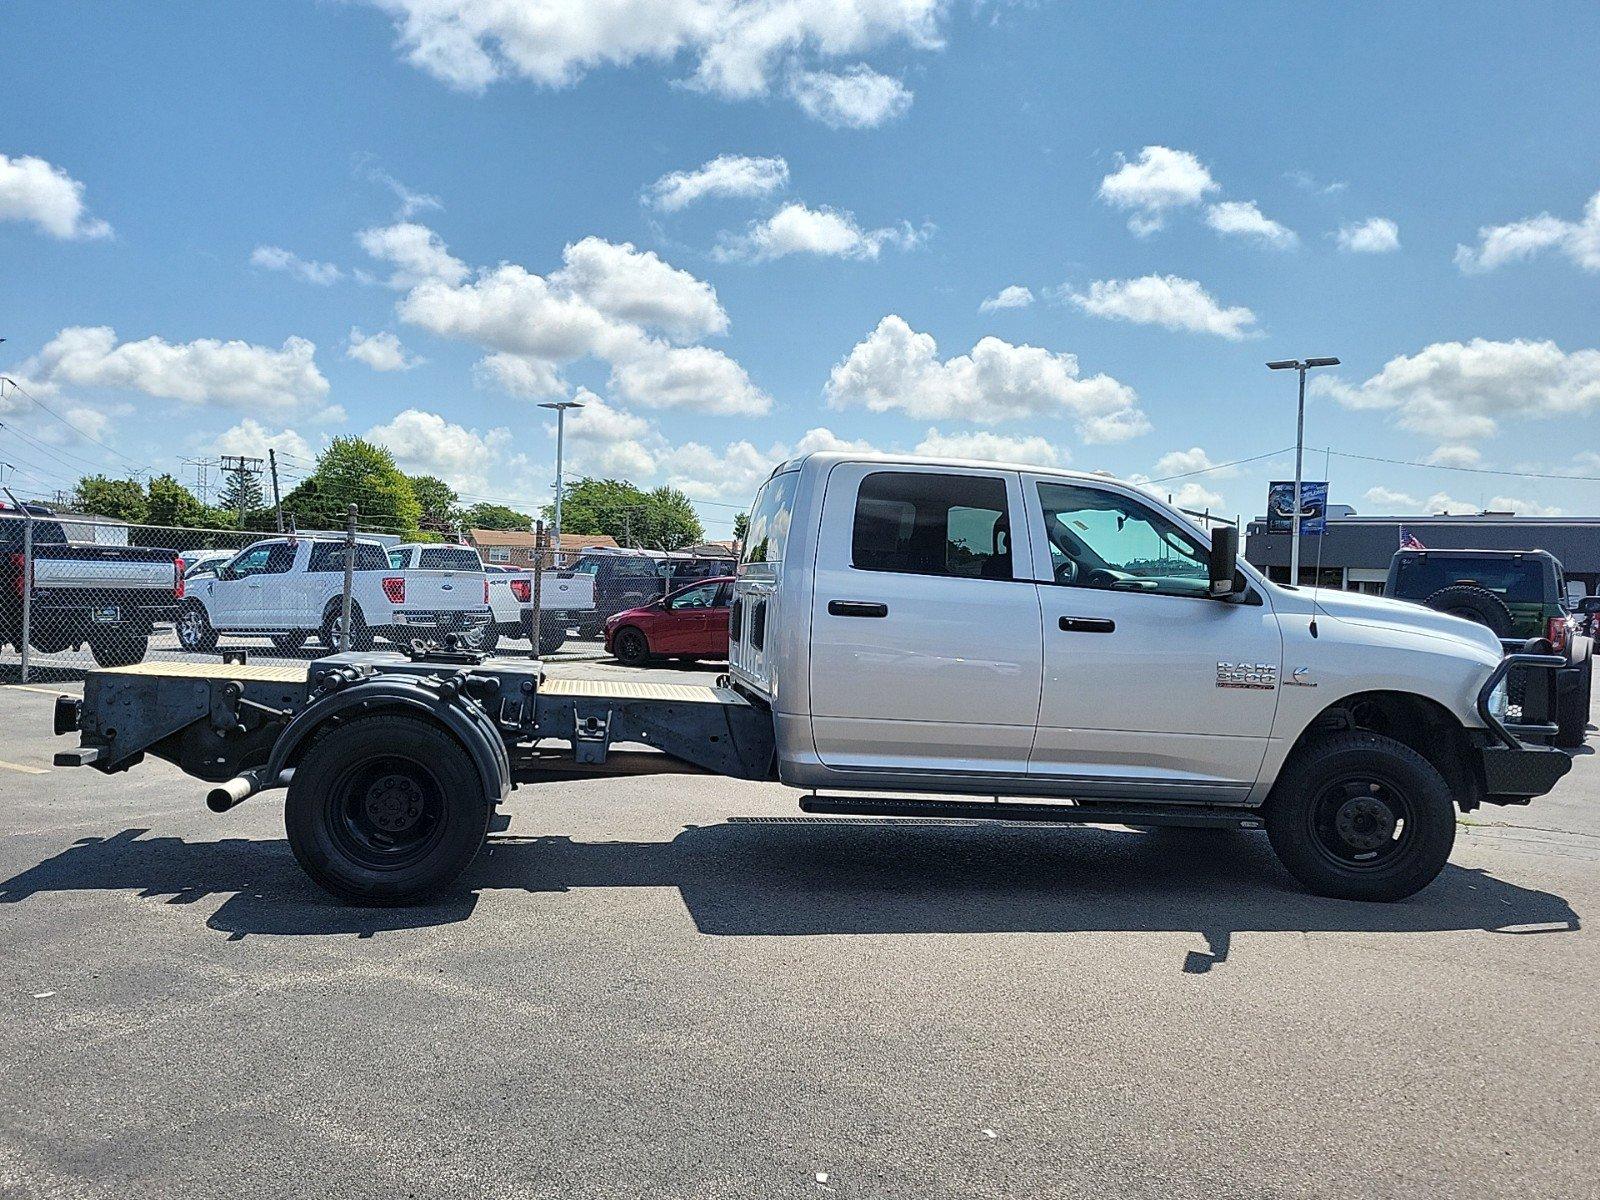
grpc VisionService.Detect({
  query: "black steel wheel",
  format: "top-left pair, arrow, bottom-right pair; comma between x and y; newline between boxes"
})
1265,731 -> 1456,901
285,714 -> 493,904
612,625 -> 650,666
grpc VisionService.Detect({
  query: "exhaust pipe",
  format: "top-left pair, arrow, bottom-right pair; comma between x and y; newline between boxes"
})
207,767 -> 294,813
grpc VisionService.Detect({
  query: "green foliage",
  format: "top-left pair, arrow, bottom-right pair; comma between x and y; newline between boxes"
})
732,511 -> 749,542
409,474 -> 460,532
217,468 -> 265,521
553,477 -> 704,550
281,437 -> 422,535
146,474 -> 235,530
72,475 -> 150,523
462,502 -> 531,532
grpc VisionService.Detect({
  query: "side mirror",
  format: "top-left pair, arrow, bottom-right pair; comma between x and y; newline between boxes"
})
1579,597 -> 1600,614
1208,525 -> 1241,598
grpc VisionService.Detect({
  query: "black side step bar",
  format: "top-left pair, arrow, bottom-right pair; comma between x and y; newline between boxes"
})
799,794 -> 1261,829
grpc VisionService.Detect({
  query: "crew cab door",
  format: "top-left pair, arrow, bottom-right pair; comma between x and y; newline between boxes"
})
208,541 -> 293,629
1022,476 -> 1280,800
808,463 -> 1044,775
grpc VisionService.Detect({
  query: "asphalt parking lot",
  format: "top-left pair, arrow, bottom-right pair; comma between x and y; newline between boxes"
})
1,661 -> 1595,1199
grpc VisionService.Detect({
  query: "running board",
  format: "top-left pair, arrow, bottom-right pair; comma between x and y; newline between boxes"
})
798,794 -> 1262,829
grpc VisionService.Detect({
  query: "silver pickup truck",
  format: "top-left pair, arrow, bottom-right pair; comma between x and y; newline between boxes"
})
2,502 -> 182,667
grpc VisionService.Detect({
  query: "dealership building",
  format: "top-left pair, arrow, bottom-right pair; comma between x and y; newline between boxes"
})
1244,510 -> 1600,598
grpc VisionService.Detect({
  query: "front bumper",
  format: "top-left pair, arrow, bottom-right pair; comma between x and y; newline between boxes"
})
1475,651 -> 1573,802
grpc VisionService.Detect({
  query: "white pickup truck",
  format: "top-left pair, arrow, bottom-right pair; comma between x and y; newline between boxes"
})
57,452 -> 1572,905
385,543 -> 595,654
175,536 -> 491,653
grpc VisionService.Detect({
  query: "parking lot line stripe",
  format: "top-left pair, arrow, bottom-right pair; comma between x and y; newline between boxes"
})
0,685 -> 70,698
0,759 -> 48,775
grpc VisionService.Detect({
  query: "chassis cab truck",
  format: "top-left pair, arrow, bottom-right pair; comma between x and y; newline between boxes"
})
54,453 -> 1571,904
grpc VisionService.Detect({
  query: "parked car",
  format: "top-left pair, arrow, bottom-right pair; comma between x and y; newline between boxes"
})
176,536 -> 491,653
2,501 -> 182,666
604,576 -> 734,665
569,551 -> 673,636
384,545 -> 595,654
59,452 -> 1575,906
180,548 -> 236,580
1383,547 -> 1592,747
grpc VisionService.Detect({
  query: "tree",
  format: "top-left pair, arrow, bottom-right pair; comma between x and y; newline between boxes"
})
216,468 -> 265,524
553,477 -> 703,550
732,511 -> 749,543
409,474 -> 460,533
146,474 -> 233,530
280,437 -> 422,535
73,476 -> 149,523
462,502 -> 531,532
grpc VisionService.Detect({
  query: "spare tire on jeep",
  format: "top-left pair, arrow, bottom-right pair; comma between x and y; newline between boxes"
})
1423,584 -> 1514,638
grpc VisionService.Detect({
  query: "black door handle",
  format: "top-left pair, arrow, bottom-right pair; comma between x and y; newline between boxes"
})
1059,616 -> 1115,633
829,600 -> 888,618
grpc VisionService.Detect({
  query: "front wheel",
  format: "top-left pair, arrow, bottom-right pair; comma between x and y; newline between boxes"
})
176,602 -> 218,653
612,625 -> 650,666
285,714 -> 493,904
1264,731 -> 1456,902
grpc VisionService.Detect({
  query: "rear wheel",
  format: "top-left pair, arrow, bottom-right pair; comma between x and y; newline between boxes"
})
1265,731 -> 1456,902
285,714 -> 493,904
536,614 -> 566,656
320,603 -> 373,652
88,628 -> 149,667
612,625 -> 650,666
271,631 -> 308,654
474,624 -> 500,655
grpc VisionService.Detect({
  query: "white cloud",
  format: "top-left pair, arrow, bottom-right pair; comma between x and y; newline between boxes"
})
1426,444 -> 1481,468
366,408 -> 510,491
372,170 -> 443,219
357,222 -> 469,289
0,153 -> 112,240
1362,486 -> 1477,516
1098,146 -> 1218,235
1150,446 -> 1237,479
1204,200 -> 1297,249
714,202 -> 927,262
914,428 -> 1063,466
377,224 -> 767,416
1313,339 -> 1600,441
1336,217 -> 1400,254
365,0 -> 945,114
825,314 -> 1148,442
26,325 -> 329,411
787,65 -> 912,128
346,328 -> 423,372
250,245 -> 343,286
1454,188 -> 1600,273
551,236 -> 728,339
209,418 -> 315,464
642,154 -> 789,211
979,285 -> 1034,313
1065,275 -> 1258,340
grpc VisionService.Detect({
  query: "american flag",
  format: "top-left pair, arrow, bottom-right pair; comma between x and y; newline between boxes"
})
1399,527 -> 1425,550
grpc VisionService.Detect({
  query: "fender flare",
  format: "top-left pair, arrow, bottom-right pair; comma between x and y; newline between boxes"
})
265,675 -> 511,803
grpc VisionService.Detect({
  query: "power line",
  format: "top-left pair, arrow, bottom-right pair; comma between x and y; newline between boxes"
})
0,376 -> 151,473
1312,446 -> 1600,485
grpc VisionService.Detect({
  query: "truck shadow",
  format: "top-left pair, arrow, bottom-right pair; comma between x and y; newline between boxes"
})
0,820 -> 1579,968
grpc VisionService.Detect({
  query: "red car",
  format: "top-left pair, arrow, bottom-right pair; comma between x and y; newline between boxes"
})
604,576 -> 734,666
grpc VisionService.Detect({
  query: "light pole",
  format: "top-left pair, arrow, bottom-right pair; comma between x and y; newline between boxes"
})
538,399 -> 585,554
1267,357 -> 1340,586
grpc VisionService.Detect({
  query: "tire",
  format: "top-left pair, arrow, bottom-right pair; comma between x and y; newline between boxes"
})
1264,731 -> 1457,902
88,629 -> 149,668
474,624 -> 500,655
320,603 -> 373,653
271,631 -> 308,654
1556,652 -> 1592,749
612,625 -> 650,666
536,614 -> 566,656
176,602 -> 218,653
284,714 -> 493,904
1423,585 -> 1514,638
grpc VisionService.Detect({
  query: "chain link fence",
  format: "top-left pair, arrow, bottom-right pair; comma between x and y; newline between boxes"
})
1,496 -> 600,681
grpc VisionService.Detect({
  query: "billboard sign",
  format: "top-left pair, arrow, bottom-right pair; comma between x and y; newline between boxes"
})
1267,481 -> 1329,536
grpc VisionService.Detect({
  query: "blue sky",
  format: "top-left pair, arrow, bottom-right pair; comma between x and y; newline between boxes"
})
4,0 -> 1600,537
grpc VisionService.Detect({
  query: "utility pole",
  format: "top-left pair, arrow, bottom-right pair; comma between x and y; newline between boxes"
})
268,449 -> 284,532
538,399 -> 585,554
1266,358 -> 1340,585
218,454 -> 264,529
181,457 -> 212,504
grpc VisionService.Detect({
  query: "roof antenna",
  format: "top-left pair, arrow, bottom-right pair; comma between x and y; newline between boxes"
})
1308,444 -> 1332,638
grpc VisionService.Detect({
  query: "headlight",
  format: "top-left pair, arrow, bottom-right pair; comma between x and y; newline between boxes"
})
1487,677 -> 1510,722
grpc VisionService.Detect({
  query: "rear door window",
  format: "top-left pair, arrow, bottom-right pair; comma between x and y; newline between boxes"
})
742,472 -> 799,565
851,472 -> 1012,580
